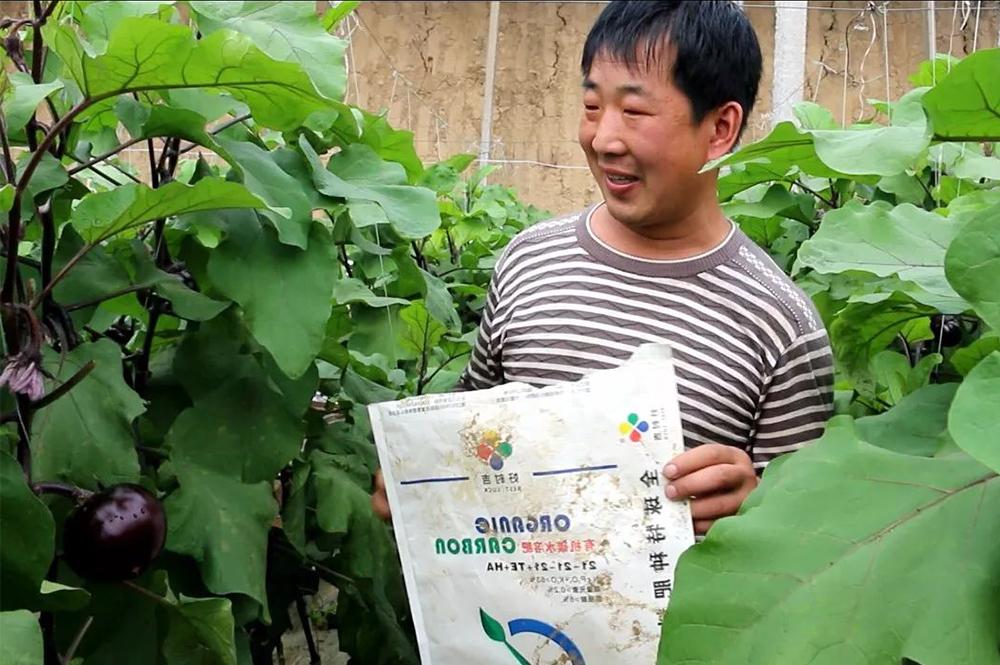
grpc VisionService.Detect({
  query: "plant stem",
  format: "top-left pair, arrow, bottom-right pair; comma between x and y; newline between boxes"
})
40,610 -> 58,665
176,112 -> 253,156
121,580 -> 174,608
422,351 -> 470,391
133,307 -> 160,393
32,480 -> 92,502
30,1 -> 46,83
932,134 -> 1000,143
30,243 -> 90,310
146,138 -> 159,188
411,242 -> 428,271
38,197 -> 54,293
65,284 -> 148,312
66,136 -> 147,177
0,249 -> 41,270
5,97 -> 95,303
61,616 -> 94,665
295,595 -> 321,665
31,360 -> 95,410
415,318 -> 430,395
14,395 -> 32,480
792,179 -> 836,208
0,114 -> 18,184
67,112 -> 255,179
63,150 -> 138,185
35,0 -> 58,26
914,173 -> 934,203
337,244 -> 353,278
445,229 -> 459,263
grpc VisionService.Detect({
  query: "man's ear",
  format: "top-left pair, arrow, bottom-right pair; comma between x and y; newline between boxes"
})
706,101 -> 744,161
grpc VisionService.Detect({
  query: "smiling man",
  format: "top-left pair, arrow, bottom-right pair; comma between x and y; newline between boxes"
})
374,0 -> 834,535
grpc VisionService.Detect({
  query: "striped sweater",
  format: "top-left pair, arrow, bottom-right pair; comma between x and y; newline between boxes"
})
457,206 -> 835,470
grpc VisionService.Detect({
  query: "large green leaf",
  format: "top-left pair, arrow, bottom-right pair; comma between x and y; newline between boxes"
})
307,450 -> 419,663
828,295 -> 935,391
659,421 -> 1000,665
207,215 -> 337,378
215,136 -> 314,249
170,313 -> 313,410
0,452 -> 55,611
870,350 -> 943,405
34,580 -> 90,613
31,339 -> 144,489
944,202 -> 1000,331
809,88 -> 932,176
855,383 -> 957,457
714,102 -> 929,178
333,278 -> 410,308
0,611 -> 43,665
797,200 -> 964,308
165,467 -> 276,613
708,122 -> 845,179
397,300 -> 446,358
951,335 -> 1000,376
52,229 -> 134,312
1,72 -> 64,134
189,1 -> 347,101
115,96 -> 235,164
16,151 -> 68,200
69,178 -> 267,243
300,139 -> 440,239
165,375 -> 303,484
52,233 -> 227,322
45,17 -> 338,130
923,49 -> 1000,141
77,0 -> 173,53
61,573 -> 166,665
162,595 -> 237,665
949,352 -> 1000,474
354,110 -> 425,183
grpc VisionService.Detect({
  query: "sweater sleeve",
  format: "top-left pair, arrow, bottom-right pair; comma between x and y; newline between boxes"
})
456,275 -> 504,390
750,328 -> 835,471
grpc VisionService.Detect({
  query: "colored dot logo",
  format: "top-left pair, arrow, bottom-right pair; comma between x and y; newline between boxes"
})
475,430 -> 513,470
619,413 -> 649,442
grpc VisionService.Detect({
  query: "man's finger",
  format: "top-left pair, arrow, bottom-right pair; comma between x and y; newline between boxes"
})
664,444 -> 742,480
371,470 -> 392,521
665,463 -> 746,500
689,492 -> 743,520
694,519 -> 715,536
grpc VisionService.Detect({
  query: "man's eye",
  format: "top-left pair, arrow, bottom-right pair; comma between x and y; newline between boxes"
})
623,109 -> 645,116
584,104 -> 599,112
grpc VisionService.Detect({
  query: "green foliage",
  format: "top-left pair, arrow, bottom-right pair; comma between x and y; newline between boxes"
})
0,610 -> 43,665
660,422 -> 1000,665
0,3 -> 544,664
660,49 -> 1000,664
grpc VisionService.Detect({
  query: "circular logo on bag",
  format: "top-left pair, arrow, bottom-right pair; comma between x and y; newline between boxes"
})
480,608 -> 586,664
619,412 -> 650,443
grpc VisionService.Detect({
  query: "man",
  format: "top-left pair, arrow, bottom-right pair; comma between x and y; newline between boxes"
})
374,0 -> 833,535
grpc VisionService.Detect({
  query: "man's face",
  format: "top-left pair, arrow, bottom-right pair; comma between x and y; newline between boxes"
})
578,54 -> 718,232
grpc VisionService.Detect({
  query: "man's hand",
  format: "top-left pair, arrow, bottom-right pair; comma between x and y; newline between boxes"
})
663,444 -> 757,535
372,469 -> 391,521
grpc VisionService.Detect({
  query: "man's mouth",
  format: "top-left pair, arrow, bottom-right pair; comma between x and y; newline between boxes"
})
607,173 -> 639,184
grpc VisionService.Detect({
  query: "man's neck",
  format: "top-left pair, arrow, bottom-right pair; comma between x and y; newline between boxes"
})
589,203 -> 733,261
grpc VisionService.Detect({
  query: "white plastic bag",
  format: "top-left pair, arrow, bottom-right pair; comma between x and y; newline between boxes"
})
369,344 -> 694,664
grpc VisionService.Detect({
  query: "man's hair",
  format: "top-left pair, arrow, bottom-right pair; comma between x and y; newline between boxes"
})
581,1 -> 763,134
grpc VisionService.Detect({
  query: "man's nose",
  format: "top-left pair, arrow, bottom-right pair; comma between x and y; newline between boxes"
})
590,113 -> 628,156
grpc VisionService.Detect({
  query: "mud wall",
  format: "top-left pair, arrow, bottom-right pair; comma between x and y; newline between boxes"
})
351,1 -> 998,216
3,1 -> 999,215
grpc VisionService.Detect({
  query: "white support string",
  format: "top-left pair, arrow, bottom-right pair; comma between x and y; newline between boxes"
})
881,2 -> 891,123
972,0 -> 982,52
